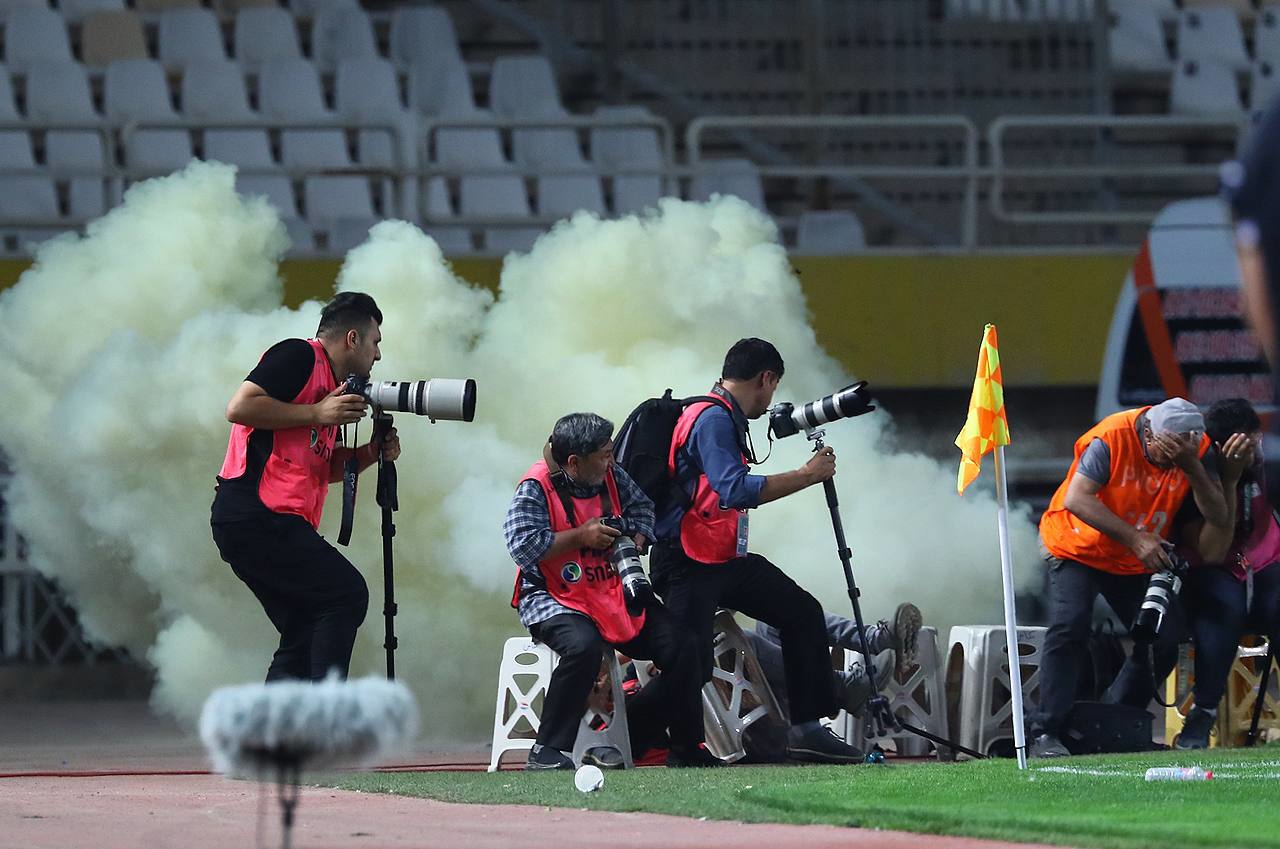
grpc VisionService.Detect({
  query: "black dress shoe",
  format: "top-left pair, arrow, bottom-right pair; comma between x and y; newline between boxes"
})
525,743 -> 574,770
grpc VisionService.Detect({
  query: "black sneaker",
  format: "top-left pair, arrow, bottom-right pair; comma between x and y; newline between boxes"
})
666,743 -> 725,768
786,724 -> 867,764
525,743 -> 574,770
582,745 -> 626,769
1029,733 -> 1070,759
1175,706 -> 1215,750
868,603 -> 923,676
837,648 -> 896,714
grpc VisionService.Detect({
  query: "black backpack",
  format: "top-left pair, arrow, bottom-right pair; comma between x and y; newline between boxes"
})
614,389 -> 718,515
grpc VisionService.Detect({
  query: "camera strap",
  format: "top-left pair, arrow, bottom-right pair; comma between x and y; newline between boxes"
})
337,419 -> 361,546
542,441 -> 618,526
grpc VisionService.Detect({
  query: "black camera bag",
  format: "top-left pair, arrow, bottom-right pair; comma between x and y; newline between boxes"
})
1063,701 -> 1159,754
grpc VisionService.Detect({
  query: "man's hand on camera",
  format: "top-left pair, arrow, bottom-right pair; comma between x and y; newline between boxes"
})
802,446 -> 837,484
1218,431 -> 1254,484
380,427 -> 401,462
314,385 -> 367,425
578,517 -> 622,550
1130,530 -> 1174,572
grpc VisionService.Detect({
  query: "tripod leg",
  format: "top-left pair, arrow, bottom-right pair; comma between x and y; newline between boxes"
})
1247,637 -> 1277,746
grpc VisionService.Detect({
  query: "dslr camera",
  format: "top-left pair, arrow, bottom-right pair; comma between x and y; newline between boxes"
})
1130,544 -> 1190,643
600,517 -> 653,616
343,374 -> 477,422
768,380 -> 875,439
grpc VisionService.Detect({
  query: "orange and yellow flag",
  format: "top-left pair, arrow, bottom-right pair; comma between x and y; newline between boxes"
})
955,323 -> 1010,494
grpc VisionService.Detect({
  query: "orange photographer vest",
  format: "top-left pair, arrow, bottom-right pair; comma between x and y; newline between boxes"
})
510,462 -> 646,644
1040,407 -> 1210,576
218,338 -> 338,529
668,397 -> 745,565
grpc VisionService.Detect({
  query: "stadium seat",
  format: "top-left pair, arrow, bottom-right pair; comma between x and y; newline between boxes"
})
408,56 -> 474,116
0,174 -> 59,220
310,5 -> 377,71
795,210 -> 867,253
212,0 -> 274,17
0,128 -> 34,167
81,11 -> 148,67
326,216 -> 380,253
538,174 -> 605,218
422,176 -> 472,254
237,173 -> 298,216
259,59 -> 350,169
1257,6 -> 1280,66
233,8 -> 302,67
389,5 -> 462,67
281,216 -> 315,252
1181,0 -> 1256,15
1108,0 -> 1172,73
0,64 -> 19,120
204,130 -> 274,168
57,0 -> 122,23
180,59 -> 254,121
1250,61 -> 1280,117
302,176 -> 376,244
0,0 -> 47,22
104,59 -> 193,175
158,9 -> 228,69
1177,7 -> 1251,73
335,57 -> 411,168
287,0 -> 355,19
4,8 -> 71,71
135,0 -> 201,13
1170,58 -> 1246,118
25,61 -> 97,122
489,55 -> 564,118
690,158 -> 766,211
590,105 -> 665,214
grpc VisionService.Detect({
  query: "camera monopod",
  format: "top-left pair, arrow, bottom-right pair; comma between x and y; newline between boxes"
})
336,410 -> 401,680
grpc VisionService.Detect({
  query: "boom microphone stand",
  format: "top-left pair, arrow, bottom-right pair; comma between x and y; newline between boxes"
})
373,410 -> 399,680
805,426 -> 985,761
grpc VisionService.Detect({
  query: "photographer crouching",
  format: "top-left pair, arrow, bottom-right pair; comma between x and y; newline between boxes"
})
211,292 -> 399,682
504,413 -> 718,770
1030,398 -> 1230,757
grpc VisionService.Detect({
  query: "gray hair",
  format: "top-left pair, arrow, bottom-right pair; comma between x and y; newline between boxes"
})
550,413 -> 614,464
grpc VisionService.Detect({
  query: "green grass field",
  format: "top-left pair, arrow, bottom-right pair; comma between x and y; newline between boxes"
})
331,744 -> 1280,849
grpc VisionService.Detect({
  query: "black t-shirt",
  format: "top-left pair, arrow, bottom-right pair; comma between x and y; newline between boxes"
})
211,339 -> 336,524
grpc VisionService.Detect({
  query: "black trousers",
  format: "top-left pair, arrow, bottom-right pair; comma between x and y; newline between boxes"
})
212,514 -> 369,682
1030,556 -> 1183,737
651,544 -> 838,724
529,605 -> 704,754
1186,564 -> 1280,708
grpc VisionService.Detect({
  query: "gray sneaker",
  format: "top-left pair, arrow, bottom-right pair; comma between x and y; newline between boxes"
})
837,648 -> 895,714
786,722 -> 867,764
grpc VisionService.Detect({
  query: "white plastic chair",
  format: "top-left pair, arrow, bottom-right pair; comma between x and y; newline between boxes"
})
310,5 -> 377,71
0,0 -> 47,23
335,58 -> 411,168
4,8 -> 71,71
489,55 -> 565,117
591,105 -> 665,214
389,5 -> 461,67
204,130 -> 274,168
25,61 -> 97,122
180,59 -> 255,122
538,174 -> 605,218
408,55 -> 474,116
1109,0 -> 1172,73
233,7 -> 301,67
1170,58 -> 1246,118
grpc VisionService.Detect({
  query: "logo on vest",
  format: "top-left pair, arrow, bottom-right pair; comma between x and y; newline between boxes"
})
561,562 -> 583,584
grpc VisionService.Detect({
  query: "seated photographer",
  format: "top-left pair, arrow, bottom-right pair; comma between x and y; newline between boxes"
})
1030,398 -> 1229,758
650,338 -> 869,764
504,412 -> 718,770
1176,399 -> 1280,749
211,292 -> 399,682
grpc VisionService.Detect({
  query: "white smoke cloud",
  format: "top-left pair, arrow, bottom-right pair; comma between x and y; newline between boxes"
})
0,163 -> 1041,738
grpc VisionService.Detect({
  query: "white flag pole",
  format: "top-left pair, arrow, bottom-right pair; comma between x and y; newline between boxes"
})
993,444 -> 1028,769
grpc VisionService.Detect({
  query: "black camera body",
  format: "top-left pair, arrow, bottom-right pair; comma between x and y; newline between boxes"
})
600,517 -> 653,615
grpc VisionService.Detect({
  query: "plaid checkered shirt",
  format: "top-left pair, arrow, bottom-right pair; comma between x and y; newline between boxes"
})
503,464 -> 655,630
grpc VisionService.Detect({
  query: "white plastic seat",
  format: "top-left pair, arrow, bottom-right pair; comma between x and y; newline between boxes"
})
4,8 -> 71,71
434,119 -> 507,170
1109,0 -> 1172,73
0,0 -> 47,23
158,9 -> 227,70
489,54 -> 564,117
795,210 -> 867,254
280,216 -> 315,252
233,7 -> 301,68
57,0 -> 121,22
690,158 -> 766,211
180,59 -> 255,122
259,59 -> 349,168
288,0 -> 355,18
1171,59 -> 1246,118
1177,7 -> 1251,73
0,130 -> 33,166
204,129 -> 274,168
238,173 -> 297,216
408,55 -> 474,116
538,174 -> 605,218
25,61 -> 97,122
325,216 -> 378,253
836,627 -> 948,757
389,5 -> 461,67
105,59 -> 193,174
0,175 -> 58,219
1252,61 -> 1280,118
0,64 -> 19,122
419,176 -> 471,253
591,105 -> 664,214
304,175 -> 375,221
45,131 -> 103,172
310,5 -> 377,71
1257,6 -> 1280,65
947,626 -> 1045,758
335,58 -> 411,168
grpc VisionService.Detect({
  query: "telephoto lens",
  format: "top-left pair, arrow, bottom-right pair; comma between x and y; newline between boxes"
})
343,374 -> 477,421
1131,570 -> 1182,643
604,531 -> 652,616
768,380 -> 875,439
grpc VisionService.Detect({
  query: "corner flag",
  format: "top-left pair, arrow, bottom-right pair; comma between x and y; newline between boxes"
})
955,323 -> 1010,494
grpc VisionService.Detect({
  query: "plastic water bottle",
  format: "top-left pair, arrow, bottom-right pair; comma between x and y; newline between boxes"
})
1144,766 -> 1213,781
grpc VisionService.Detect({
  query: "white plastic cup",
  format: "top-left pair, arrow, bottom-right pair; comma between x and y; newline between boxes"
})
574,764 -> 604,793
